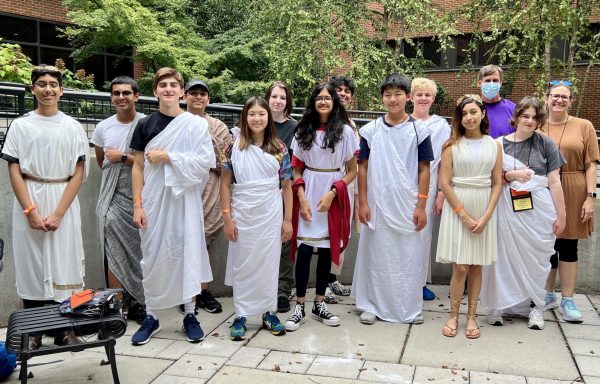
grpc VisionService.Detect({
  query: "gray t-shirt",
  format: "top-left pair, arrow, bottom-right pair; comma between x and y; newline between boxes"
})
502,131 -> 565,176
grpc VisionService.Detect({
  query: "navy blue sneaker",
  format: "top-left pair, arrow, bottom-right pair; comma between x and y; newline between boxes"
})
182,314 -> 205,343
131,315 -> 161,345
423,286 -> 436,301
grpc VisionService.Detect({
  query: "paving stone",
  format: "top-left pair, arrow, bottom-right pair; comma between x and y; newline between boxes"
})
225,346 -> 270,369
306,355 -> 364,380
574,355 -> 600,377
582,376 -> 600,384
163,353 -> 227,379
561,323 -> 600,341
2,351 -> 171,384
403,315 -> 579,380
468,371 -> 526,383
152,374 -> 206,384
208,365 -> 371,384
257,350 -> 316,374
155,340 -> 195,360
525,378 -> 583,384
187,334 -> 242,358
413,366 -> 469,383
357,360 -> 414,383
248,307 -> 408,363
567,338 -> 600,357
114,334 -> 175,358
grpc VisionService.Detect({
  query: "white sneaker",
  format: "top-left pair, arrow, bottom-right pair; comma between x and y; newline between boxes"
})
359,311 -> 376,325
544,292 -> 559,310
528,306 -> 545,330
487,309 -> 504,326
324,287 -> 339,304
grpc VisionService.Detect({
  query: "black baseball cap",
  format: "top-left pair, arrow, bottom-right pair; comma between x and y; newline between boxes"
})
185,79 -> 209,94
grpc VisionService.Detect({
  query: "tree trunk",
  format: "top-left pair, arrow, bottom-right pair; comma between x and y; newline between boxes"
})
544,37 -> 552,81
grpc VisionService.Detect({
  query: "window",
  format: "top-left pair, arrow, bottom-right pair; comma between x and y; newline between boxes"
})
0,13 -> 134,89
401,37 -> 445,68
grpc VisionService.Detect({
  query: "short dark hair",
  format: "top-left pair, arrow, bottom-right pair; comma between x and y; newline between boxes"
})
510,96 -> 546,130
31,64 -> 62,86
328,76 -> 356,96
478,65 -> 503,81
109,76 -> 139,93
380,73 -> 410,96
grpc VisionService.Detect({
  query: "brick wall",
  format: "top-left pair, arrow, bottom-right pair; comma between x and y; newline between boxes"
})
426,65 -> 600,128
1,0 -> 68,23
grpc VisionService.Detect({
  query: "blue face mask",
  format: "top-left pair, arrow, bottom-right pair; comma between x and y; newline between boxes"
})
481,82 -> 501,99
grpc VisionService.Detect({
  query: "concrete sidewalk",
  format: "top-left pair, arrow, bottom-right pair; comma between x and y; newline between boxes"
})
2,284 -> 599,384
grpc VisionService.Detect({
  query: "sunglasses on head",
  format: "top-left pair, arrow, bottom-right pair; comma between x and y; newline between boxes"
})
549,80 -> 573,87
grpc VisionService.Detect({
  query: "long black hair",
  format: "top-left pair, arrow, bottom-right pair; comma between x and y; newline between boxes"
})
294,83 -> 350,152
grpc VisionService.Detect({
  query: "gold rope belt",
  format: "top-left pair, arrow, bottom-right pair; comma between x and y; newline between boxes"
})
22,174 -> 71,183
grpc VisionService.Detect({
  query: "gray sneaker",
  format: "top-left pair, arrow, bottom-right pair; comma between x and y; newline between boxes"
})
487,309 -> 504,326
359,311 -> 376,325
324,287 -> 339,304
544,292 -> 559,310
329,280 -> 351,296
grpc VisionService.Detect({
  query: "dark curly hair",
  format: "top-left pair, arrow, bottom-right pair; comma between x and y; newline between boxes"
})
294,83 -> 350,152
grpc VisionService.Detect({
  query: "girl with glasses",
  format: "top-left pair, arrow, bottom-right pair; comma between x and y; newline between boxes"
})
539,81 -> 600,323
284,83 -> 358,332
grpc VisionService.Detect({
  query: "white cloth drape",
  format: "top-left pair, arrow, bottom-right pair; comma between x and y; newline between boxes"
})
2,112 -> 89,301
480,150 -> 556,310
224,141 -> 282,316
352,117 -> 430,323
139,112 -> 215,309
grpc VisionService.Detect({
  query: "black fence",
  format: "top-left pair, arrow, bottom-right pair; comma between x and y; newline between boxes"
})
0,82 -> 452,145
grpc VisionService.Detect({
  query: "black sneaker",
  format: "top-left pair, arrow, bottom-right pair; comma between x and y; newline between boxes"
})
285,303 -> 305,331
277,295 -> 291,313
127,302 -> 147,325
311,301 -> 340,327
179,304 -> 198,315
196,289 -> 222,313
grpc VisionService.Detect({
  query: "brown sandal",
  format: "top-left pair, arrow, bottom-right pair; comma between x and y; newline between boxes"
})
28,336 -> 42,350
465,299 -> 480,339
442,297 -> 461,337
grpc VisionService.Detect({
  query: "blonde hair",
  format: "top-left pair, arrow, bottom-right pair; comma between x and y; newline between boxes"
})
411,77 -> 437,95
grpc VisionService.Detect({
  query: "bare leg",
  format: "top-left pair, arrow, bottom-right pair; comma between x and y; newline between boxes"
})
558,261 -> 578,297
466,265 -> 482,338
107,269 -> 124,301
545,269 -> 558,292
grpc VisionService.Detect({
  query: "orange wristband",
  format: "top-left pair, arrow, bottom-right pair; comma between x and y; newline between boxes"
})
222,209 -> 231,215
23,205 -> 36,215
454,205 -> 464,213
418,194 -> 429,199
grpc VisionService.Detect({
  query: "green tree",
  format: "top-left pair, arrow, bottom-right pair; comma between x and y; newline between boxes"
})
0,40 -> 33,84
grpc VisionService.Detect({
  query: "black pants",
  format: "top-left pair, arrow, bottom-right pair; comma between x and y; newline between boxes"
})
295,244 -> 331,298
550,238 -> 579,269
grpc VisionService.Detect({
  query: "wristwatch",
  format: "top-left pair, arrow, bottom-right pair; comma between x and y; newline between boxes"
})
586,192 -> 597,198
121,154 -> 128,163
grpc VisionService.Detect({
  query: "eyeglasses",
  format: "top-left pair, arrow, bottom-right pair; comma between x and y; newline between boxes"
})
547,94 -> 571,101
315,96 -> 333,102
549,80 -> 573,87
111,90 -> 134,97
34,81 -> 60,89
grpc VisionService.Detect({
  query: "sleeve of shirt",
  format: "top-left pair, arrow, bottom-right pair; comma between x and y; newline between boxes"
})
221,143 -> 234,173
418,136 -> 434,162
583,123 -> 600,164
1,120 -> 20,163
91,121 -> 104,148
279,144 -> 292,180
129,119 -> 146,151
359,137 -> 370,160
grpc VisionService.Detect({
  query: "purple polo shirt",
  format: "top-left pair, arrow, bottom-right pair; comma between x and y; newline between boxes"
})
484,98 -> 516,138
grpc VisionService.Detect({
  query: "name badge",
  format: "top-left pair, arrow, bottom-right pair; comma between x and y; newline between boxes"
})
510,188 -> 534,212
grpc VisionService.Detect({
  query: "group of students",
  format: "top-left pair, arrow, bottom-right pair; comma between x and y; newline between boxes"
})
2,64 -> 597,351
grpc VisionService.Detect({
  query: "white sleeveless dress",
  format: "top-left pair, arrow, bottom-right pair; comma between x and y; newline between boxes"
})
436,135 -> 498,266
